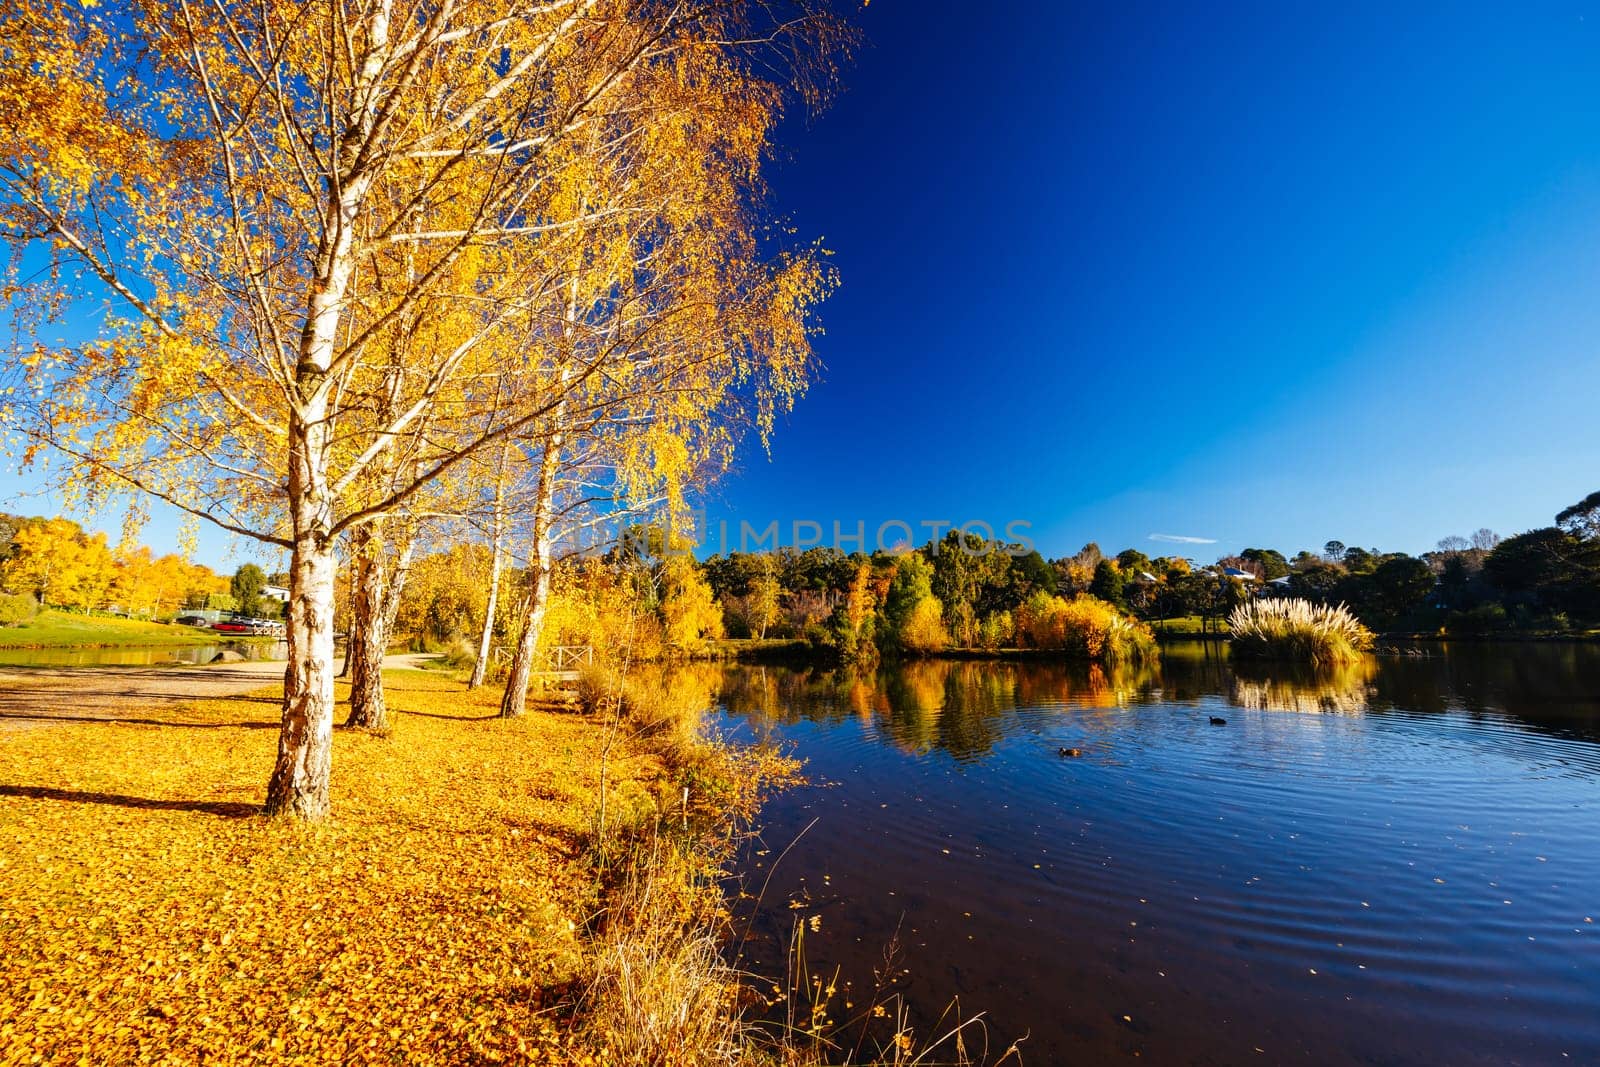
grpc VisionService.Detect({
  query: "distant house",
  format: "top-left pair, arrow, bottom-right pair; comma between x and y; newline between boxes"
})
262,585 -> 291,604
1221,566 -> 1258,582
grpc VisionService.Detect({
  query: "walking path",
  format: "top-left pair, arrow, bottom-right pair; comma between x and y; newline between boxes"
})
0,653 -> 436,732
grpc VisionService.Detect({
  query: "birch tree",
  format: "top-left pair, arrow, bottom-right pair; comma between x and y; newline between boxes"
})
1,0 -> 847,817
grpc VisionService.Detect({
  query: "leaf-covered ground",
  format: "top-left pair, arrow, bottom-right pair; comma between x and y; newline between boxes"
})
0,671 -> 672,1065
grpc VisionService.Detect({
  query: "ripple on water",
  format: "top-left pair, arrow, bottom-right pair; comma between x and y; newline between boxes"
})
719,650 -> 1600,1064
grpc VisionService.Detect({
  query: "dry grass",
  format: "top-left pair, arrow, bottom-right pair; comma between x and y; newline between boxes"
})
1227,597 -> 1375,666
580,838 -> 751,1065
579,662 -> 728,769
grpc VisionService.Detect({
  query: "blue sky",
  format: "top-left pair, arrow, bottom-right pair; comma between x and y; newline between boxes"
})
6,2 -> 1600,570
700,1 -> 1600,560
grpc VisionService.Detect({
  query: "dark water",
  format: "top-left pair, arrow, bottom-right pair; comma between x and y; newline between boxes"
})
711,644 -> 1600,1065
0,641 -> 287,668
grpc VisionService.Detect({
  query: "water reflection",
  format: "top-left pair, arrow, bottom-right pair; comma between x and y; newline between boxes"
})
0,640 -> 288,669
720,644 -> 1600,762
709,646 -> 1600,1065
722,659 -> 1171,761
1229,660 -> 1375,715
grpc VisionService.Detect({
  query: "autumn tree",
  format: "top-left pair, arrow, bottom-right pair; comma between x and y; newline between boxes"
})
882,552 -> 945,654
492,14 -> 843,716
2,0 -> 847,816
0,517 -> 113,609
658,554 -> 725,655
747,555 -> 783,640
829,559 -> 878,661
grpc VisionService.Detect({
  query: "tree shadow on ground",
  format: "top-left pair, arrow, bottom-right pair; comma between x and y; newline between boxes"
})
0,710 -> 278,729
393,708 -> 501,722
0,784 -> 259,818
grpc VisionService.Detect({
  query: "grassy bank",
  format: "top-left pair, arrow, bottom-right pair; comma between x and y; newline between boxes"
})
1382,628 -> 1600,643
1149,614 -> 1228,638
0,609 -> 223,649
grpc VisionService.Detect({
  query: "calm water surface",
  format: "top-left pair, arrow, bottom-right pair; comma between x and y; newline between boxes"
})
710,644 -> 1600,1065
0,641 -> 286,668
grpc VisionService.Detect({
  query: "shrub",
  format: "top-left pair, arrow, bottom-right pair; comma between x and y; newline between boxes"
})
1444,602 -> 1508,636
1227,597 -> 1374,666
977,609 -> 1013,651
896,594 -> 948,655
0,594 -> 36,626
578,663 -> 721,767
435,637 -> 478,671
1016,592 -> 1159,665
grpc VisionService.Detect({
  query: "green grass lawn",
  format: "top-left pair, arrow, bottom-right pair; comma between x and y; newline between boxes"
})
1149,614 -> 1228,635
0,609 -> 221,648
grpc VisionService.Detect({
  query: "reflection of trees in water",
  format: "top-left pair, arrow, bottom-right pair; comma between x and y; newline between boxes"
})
1229,660 -> 1376,715
1013,659 -> 1161,710
715,658 -> 1161,760
706,643 -> 1600,756
1369,643 -> 1600,739
1151,641 -> 1233,702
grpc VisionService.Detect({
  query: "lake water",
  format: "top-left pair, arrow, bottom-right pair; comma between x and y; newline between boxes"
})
711,644 -> 1600,1064
0,641 -> 287,668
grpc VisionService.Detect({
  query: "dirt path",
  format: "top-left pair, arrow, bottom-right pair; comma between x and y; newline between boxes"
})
0,653 -> 438,732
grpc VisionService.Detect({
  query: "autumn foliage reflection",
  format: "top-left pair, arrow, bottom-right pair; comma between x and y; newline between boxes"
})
1229,660 -> 1377,715
716,659 -> 1163,761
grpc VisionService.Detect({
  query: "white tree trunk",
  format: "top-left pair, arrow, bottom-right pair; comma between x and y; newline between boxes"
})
499,451 -> 559,718
345,522 -> 390,730
265,511 -> 337,817
265,14 -> 385,813
468,496 -> 506,690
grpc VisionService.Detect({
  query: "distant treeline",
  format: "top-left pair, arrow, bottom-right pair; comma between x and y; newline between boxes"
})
702,487 -> 1600,642
0,514 -> 229,622
386,487 -> 1600,663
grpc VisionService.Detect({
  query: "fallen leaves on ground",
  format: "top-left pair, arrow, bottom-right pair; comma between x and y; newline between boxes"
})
0,671 -> 669,1065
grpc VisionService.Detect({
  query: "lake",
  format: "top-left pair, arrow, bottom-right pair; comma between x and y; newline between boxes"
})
0,641 -> 287,668
710,644 -> 1600,1064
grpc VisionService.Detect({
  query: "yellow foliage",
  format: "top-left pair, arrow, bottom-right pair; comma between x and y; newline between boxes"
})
1016,592 -> 1159,664
897,595 -> 948,655
658,556 -> 725,656
0,671 -> 674,1066
0,517 -> 113,610
0,516 -> 223,617
539,559 -> 664,667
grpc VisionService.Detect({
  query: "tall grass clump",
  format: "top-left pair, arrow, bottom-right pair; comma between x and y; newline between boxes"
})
579,662 -> 725,768
1016,592 -> 1159,665
575,660 -> 1001,1066
582,835 -> 752,1065
1227,597 -> 1374,666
